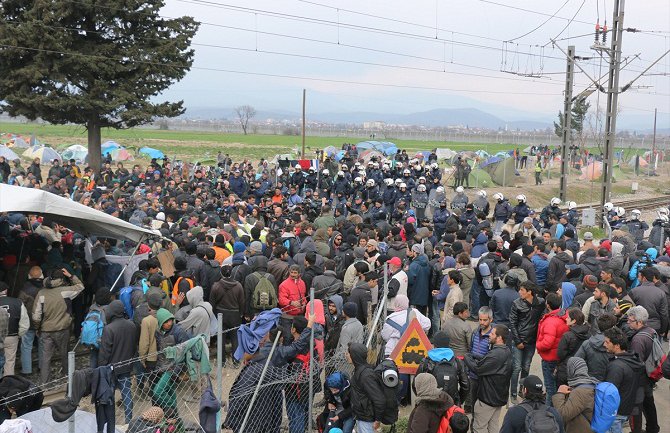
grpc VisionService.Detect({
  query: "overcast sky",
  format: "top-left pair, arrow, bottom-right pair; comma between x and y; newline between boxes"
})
158,0 -> 670,126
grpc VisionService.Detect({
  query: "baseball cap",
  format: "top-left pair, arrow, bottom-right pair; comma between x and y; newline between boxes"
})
388,257 -> 402,266
523,375 -> 544,392
655,256 -> 670,264
583,232 -> 594,241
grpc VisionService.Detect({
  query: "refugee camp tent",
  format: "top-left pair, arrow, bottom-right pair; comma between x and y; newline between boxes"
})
355,141 -> 398,155
469,168 -> 494,188
323,145 -> 339,157
580,161 -> 603,181
21,408 -> 124,433
101,140 -> 122,153
360,149 -> 384,163
480,155 -> 517,186
435,148 -> 457,160
23,146 -> 62,163
8,135 -> 29,148
61,144 -> 88,162
0,184 -> 157,242
139,146 -> 166,159
105,148 -> 134,161
0,145 -> 20,161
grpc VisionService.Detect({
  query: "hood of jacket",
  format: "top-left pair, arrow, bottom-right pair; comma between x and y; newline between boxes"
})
105,300 -> 126,322
412,254 -> 429,268
156,308 -> 174,329
587,333 -> 608,353
327,294 -> 343,316
613,351 -> 645,374
348,342 -> 369,367
387,240 -> 407,251
414,373 -> 444,402
314,228 -> 329,243
554,251 -> 572,264
611,242 -> 624,258
427,347 -> 455,362
570,323 -> 592,340
655,264 -> 670,278
298,237 -> 317,254
186,286 -> 204,307
248,254 -> 269,272
473,232 -> 488,246
645,247 -> 658,260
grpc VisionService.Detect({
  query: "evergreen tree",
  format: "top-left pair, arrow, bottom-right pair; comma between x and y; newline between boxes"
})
0,0 -> 198,173
554,98 -> 591,141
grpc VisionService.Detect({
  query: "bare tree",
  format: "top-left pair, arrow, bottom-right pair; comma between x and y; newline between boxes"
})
234,105 -> 257,135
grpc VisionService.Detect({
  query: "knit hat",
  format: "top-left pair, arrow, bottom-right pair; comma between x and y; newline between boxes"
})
600,239 -> 612,251
147,292 -> 164,310
343,302 -> 358,318
353,247 -> 366,260
156,212 -> 166,222
450,413 -> 470,433
411,243 -> 424,255
414,373 -> 443,401
94,287 -> 112,306
583,274 -> 598,290
567,357 -> 599,387
367,239 -> 378,249
583,231 -> 594,241
249,241 -> 263,254
233,241 -> 246,254
393,294 -> 410,312
431,331 -> 450,348
142,407 -> 165,424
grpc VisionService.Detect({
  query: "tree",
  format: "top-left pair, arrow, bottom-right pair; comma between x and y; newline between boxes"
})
554,98 -> 591,142
0,1 -> 198,173
235,105 -> 257,135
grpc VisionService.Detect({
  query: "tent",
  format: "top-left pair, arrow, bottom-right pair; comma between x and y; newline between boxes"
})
23,146 -> 62,163
359,149 -> 384,164
0,184 -> 157,242
323,145 -> 339,157
355,141 -> 398,155
105,148 -> 134,161
61,144 -> 88,162
493,151 -> 513,159
474,150 -> 490,159
481,156 -> 517,186
21,408 -> 124,433
479,156 -> 501,169
580,161 -> 602,181
628,155 -> 648,168
139,146 -> 165,159
8,135 -> 29,148
0,145 -> 20,161
101,140 -> 122,153
270,153 -> 297,164
469,168 -> 494,188
435,148 -> 457,160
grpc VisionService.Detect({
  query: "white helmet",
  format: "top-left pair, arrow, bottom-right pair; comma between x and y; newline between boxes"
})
493,192 -> 504,201
308,166 -> 315,172
568,201 -> 577,210
431,163 -> 439,169
410,158 -> 418,165
516,194 -> 526,203
354,162 -> 361,167
294,164 -> 301,170
384,178 -> 394,186
367,161 -> 373,167
478,190 -> 487,198
419,176 -> 426,182
456,186 -> 464,193
660,214 -> 670,223
403,169 -> 411,175
604,202 -> 614,212
366,179 -> 375,187
322,169 -> 329,175
417,184 -> 426,192
382,164 -> 390,171
354,176 -> 362,183
337,170 -> 344,177
395,178 -> 403,186
616,206 -> 626,217
373,162 -> 379,169
436,186 -> 445,193
630,209 -> 641,220
550,197 -> 561,206
658,208 -> 669,217
400,182 -> 407,189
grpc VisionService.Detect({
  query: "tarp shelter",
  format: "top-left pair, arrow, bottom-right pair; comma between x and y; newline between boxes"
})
479,156 -> 501,169
0,184 -> 157,242
0,145 -> 20,161
61,144 -> 88,162
23,146 -> 62,163
494,151 -> 513,159
580,161 -> 602,181
628,155 -> 648,167
106,148 -> 134,161
435,148 -> 457,160
101,140 -> 122,153
359,149 -> 384,163
474,150 -> 490,159
21,408 -> 124,433
355,141 -> 398,156
323,145 -> 339,157
481,156 -> 517,186
139,146 -> 165,159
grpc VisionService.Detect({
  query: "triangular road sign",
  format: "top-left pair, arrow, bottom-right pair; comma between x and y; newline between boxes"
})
388,318 -> 432,374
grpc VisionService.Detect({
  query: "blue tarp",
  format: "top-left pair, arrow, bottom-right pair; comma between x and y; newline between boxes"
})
101,141 -> 122,153
139,147 -> 165,159
479,156 -> 502,168
355,141 -> 398,155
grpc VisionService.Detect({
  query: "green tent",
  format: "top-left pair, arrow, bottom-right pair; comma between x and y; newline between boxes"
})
482,157 -> 517,186
469,168 -> 494,188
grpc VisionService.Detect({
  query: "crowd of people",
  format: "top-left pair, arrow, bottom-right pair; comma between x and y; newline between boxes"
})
0,145 -> 669,433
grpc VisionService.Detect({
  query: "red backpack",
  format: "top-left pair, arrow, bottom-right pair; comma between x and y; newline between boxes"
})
437,405 -> 465,433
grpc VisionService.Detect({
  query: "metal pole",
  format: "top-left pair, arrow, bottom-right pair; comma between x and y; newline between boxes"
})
308,287 -> 315,432
600,0 -> 625,227
109,235 -> 145,291
239,331 -> 282,433
366,263 -> 389,347
68,351 -> 75,433
217,313 -> 223,402
301,89 -> 306,159
559,46 -> 575,202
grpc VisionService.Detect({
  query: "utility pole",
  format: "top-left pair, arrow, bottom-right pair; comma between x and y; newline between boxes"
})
301,89 -> 306,159
600,0 -> 625,225
559,45 -> 575,203
652,107 -> 657,164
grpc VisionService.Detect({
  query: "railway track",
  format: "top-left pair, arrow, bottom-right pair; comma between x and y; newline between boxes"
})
572,195 -> 670,213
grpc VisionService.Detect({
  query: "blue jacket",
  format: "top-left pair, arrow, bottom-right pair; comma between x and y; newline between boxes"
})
629,247 -> 658,288
471,233 -> 488,259
489,287 -> 519,328
469,327 -> 493,378
408,254 -> 431,307
532,253 -> 549,287
228,176 -> 247,197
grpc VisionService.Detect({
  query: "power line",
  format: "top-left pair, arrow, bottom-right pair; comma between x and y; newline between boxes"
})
546,0 -> 587,45
506,0 -> 572,42
0,42 -> 562,96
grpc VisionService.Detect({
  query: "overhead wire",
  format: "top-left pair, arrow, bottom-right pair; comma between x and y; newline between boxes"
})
506,0 -> 572,42
544,0 -> 587,46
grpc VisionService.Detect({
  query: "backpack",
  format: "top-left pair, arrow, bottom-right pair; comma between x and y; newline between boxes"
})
477,257 -> 501,296
372,359 -> 400,425
638,331 -> 667,381
197,305 -> 219,337
171,276 -> 195,305
80,306 -> 105,348
437,405 -> 465,433
118,286 -> 143,320
519,402 -> 561,433
334,250 -> 354,280
251,272 -> 277,311
422,358 -> 461,405
589,382 -> 620,433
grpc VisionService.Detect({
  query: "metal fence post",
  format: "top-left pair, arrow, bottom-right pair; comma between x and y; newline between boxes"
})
308,287 -> 315,432
68,351 -> 75,433
239,331 -> 282,433
366,262 -> 388,348
217,313 -> 223,402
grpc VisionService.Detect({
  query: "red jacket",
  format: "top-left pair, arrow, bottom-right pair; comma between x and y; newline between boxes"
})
536,309 -> 568,361
278,277 -> 307,316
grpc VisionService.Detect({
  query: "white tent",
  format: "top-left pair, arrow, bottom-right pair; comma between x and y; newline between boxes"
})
435,148 -> 457,160
0,184 -> 158,242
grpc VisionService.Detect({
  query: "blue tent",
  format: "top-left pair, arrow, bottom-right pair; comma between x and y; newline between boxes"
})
101,141 -> 122,153
139,147 -> 165,159
355,141 -> 398,156
479,156 -> 501,168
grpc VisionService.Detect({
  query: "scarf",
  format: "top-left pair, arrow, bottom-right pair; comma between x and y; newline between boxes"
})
567,357 -> 599,387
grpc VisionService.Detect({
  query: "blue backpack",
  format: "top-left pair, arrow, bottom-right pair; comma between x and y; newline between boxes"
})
589,382 -> 620,433
81,307 -> 105,348
118,286 -> 142,320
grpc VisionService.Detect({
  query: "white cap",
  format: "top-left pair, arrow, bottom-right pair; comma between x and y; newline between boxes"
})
156,212 -> 166,221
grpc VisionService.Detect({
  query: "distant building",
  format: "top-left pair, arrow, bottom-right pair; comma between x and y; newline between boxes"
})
363,121 -> 386,129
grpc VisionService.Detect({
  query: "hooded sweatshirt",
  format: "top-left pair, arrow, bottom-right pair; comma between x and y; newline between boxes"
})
348,343 -> 386,423
176,286 -> 214,342
408,374 -> 453,433
98,300 -> 138,374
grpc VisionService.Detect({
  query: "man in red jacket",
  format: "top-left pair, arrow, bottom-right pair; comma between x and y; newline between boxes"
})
279,265 -> 307,316
535,292 -> 568,406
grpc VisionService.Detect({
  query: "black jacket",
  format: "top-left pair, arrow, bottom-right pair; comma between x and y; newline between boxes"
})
464,344 -> 512,407
546,251 -> 573,291
349,343 -> 386,422
500,400 -> 564,433
555,323 -> 592,386
347,283 -> 372,326
605,351 -> 645,416
509,296 -> 545,345
574,333 -> 610,381
99,300 -> 138,375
